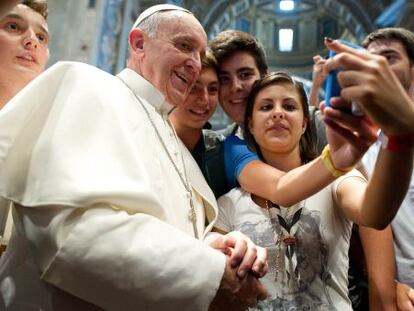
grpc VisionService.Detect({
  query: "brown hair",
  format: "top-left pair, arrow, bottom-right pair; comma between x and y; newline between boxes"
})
209,30 -> 268,76
362,27 -> 414,64
22,0 -> 48,20
201,49 -> 218,72
243,71 -> 317,164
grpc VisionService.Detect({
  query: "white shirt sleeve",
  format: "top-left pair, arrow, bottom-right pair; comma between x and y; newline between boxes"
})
215,190 -> 238,233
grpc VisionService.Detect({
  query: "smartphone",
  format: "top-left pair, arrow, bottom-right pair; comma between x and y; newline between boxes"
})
325,39 -> 364,116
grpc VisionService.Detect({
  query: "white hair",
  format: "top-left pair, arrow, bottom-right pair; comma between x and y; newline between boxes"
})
135,11 -> 164,38
132,4 -> 191,38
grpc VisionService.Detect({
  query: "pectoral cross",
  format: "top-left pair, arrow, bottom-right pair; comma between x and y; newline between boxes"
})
187,192 -> 199,239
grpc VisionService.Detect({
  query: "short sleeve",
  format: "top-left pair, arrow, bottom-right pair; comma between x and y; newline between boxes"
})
224,135 -> 259,188
215,191 -> 238,233
333,169 -> 367,203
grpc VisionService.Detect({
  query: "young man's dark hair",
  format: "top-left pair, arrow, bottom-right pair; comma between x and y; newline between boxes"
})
362,27 -> 414,64
22,0 -> 48,19
208,30 -> 268,75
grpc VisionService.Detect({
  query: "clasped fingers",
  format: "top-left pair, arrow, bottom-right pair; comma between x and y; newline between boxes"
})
223,231 -> 268,279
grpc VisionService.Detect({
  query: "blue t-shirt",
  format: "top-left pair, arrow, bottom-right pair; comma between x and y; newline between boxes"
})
224,135 -> 259,188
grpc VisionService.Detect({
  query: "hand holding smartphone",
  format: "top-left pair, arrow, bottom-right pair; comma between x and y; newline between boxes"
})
324,39 -> 365,116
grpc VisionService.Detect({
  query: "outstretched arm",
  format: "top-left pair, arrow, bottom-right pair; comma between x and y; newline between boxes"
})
327,118 -> 412,229
239,158 -> 334,206
361,147 -> 412,228
323,39 -> 414,228
359,225 -> 397,311
230,114 -> 375,207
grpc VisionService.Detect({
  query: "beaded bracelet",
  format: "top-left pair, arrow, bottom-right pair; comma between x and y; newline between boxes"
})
321,145 -> 353,178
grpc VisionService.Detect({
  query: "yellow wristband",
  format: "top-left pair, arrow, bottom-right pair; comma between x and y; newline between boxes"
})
321,145 -> 352,178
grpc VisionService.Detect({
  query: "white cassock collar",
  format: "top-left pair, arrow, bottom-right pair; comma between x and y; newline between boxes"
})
117,68 -> 174,116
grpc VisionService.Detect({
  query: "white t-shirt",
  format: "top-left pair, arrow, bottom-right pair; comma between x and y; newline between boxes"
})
216,170 -> 365,310
361,135 -> 414,287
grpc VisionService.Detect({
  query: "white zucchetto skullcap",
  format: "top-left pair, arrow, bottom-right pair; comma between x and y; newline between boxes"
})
132,4 -> 192,30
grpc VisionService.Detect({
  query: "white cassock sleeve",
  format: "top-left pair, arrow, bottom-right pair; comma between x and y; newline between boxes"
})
0,62 -> 225,311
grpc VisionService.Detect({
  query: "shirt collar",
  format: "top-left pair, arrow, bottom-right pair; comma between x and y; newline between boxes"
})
117,68 -> 174,115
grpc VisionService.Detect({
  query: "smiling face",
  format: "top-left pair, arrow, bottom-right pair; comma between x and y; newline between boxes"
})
248,83 -> 306,160
130,12 -> 207,106
218,51 -> 261,124
171,67 -> 218,130
367,39 -> 414,92
0,4 -> 49,84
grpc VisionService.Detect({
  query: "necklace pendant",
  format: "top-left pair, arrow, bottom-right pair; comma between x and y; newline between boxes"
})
188,208 -> 196,222
282,234 -> 296,246
188,197 -> 199,239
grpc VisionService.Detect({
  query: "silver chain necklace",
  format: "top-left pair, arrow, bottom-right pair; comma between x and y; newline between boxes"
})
119,77 -> 199,239
265,200 -> 282,281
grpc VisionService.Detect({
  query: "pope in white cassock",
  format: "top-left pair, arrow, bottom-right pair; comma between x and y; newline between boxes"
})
0,4 -> 267,311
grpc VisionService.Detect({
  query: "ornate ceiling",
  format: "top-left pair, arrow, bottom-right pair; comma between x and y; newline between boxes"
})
138,0 -> 413,77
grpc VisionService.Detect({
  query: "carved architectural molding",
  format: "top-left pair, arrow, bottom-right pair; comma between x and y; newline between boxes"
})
47,0 -> 411,77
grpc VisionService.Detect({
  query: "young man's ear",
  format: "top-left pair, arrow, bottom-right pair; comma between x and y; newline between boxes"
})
129,28 -> 145,56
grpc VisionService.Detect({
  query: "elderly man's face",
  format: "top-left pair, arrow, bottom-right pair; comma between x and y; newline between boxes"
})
0,4 -> 49,83
140,13 -> 207,106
